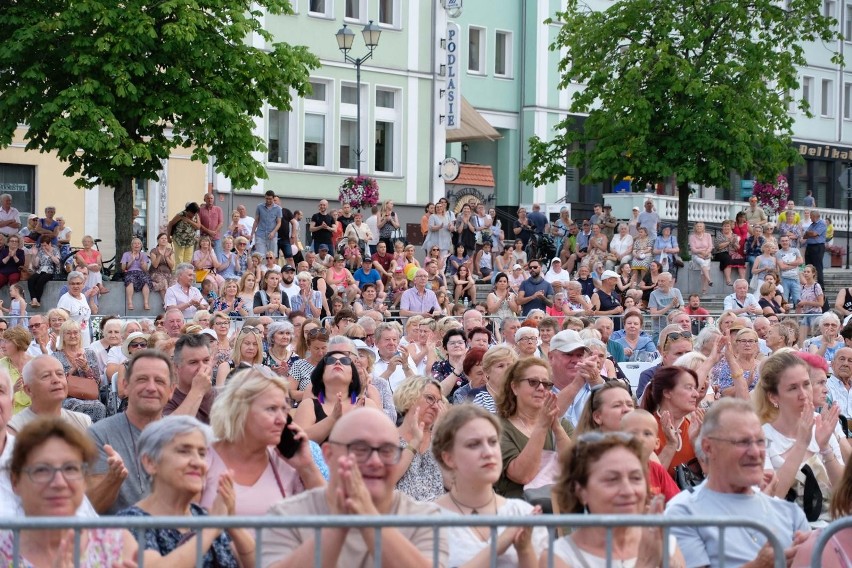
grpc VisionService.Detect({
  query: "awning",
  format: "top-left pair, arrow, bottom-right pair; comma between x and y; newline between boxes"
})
449,164 -> 495,188
446,97 -> 502,142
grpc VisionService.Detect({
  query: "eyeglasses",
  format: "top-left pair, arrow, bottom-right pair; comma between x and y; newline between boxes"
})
521,378 -> 554,390
736,339 -> 758,344
28,322 -> 43,329
324,355 -> 352,366
214,320 -> 230,326
22,462 -> 87,484
446,340 -> 466,348
326,440 -> 403,464
129,342 -> 148,348
423,393 -> 440,407
707,437 -> 770,450
308,328 -> 330,340
518,336 -> 538,342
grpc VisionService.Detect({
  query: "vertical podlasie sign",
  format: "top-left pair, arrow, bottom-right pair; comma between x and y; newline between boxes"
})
445,22 -> 460,130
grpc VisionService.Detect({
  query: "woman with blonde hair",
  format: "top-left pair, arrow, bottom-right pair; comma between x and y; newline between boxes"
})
53,319 -> 105,422
754,351 -> 843,526
472,346 -> 519,413
574,381 -> 635,436
236,270 -> 257,306
215,325 -> 264,386
203,368 -> 325,515
1,326 -> 32,413
392,376 -> 446,502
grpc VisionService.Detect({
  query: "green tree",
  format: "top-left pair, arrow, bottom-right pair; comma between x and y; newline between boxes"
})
521,0 -> 839,253
0,0 -> 318,258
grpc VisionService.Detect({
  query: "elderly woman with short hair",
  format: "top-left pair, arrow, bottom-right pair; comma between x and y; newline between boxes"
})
52,319 -> 105,422
57,270 -> 94,346
263,320 -> 295,376
116,415 -> 255,567
393,376 -> 446,502
290,270 -> 323,318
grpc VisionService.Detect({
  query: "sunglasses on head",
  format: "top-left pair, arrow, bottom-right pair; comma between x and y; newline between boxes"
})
664,331 -> 692,348
241,326 -> 262,335
308,328 -> 330,340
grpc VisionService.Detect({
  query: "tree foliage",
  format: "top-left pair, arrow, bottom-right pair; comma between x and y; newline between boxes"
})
0,0 -> 318,255
521,0 -> 840,250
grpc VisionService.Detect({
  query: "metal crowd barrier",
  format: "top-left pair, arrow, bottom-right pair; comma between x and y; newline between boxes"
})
811,516 -> 852,566
0,513 -> 788,568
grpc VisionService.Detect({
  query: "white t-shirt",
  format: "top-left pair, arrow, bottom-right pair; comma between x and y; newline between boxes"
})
544,268 -> 571,286
56,293 -> 92,346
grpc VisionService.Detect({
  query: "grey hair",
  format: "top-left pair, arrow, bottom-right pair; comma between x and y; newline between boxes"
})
266,320 -> 294,346
694,327 -> 722,353
515,326 -> 539,342
175,263 -> 194,277
22,355 -> 63,386
582,337 -> 607,353
527,309 -> 545,319
138,415 -> 213,470
375,321 -> 402,342
0,194 -> 10,201
296,271 -> 312,282
820,312 -> 841,326
67,270 -> 84,282
695,398 -> 756,460
328,335 -> 356,353
356,316 -> 376,329
500,316 -> 519,331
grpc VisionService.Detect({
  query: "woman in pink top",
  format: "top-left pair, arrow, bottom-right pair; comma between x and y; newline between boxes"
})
688,221 -> 714,294
202,368 -> 325,516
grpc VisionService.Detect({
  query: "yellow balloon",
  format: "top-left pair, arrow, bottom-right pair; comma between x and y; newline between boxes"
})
405,264 -> 419,281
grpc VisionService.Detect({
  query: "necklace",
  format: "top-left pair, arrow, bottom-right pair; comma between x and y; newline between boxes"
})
447,489 -> 495,515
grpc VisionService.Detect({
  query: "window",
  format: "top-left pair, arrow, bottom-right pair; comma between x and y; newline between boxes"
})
846,4 -> 852,40
345,0 -> 364,21
375,122 -> 394,173
495,31 -> 512,77
374,88 -> 400,174
824,0 -> 836,17
821,78 -> 834,116
379,0 -> 397,26
268,109 -> 290,164
303,80 -> 330,168
341,85 -> 358,104
0,163 -> 35,214
308,0 -> 330,17
803,76 -> 814,109
844,83 -> 852,119
340,119 -> 358,170
468,27 -> 485,74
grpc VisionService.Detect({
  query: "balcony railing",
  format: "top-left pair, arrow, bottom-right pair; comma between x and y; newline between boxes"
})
604,192 -> 850,233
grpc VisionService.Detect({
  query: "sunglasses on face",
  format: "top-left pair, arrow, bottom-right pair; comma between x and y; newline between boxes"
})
325,354 -> 352,366
129,342 -> 148,348
521,378 -> 554,390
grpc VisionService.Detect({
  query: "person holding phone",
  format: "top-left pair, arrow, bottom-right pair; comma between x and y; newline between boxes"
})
201,368 -> 326,516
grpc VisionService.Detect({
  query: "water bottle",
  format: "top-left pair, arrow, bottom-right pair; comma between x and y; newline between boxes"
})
463,297 -> 469,309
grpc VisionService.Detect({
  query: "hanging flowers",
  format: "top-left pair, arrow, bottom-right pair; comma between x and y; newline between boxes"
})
338,176 -> 380,210
752,174 -> 790,215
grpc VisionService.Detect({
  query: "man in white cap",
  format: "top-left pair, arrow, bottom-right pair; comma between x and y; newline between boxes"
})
548,329 -> 601,427
543,257 -> 571,294
591,269 -> 624,331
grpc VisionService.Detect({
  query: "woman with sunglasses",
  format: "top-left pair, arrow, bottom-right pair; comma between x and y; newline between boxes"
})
709,327 -> 762,398
289,324 -> 328,401
390,376 -> 446,502
215,325 -> 263,387
201,369 -> 325,516
293,347 -> 376,443
496,358 -> 572,498
641,365 -> 701,476
548,432 -> 685,567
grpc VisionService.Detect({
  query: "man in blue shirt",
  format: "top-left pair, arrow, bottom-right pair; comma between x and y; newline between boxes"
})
352,256 -> 383,294
527,203 -> 549,235
251,190 -> 282,255
517,260 -> 553,316
803,209 -> 827,288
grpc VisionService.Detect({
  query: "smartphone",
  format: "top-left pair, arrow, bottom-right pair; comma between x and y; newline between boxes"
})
277,414 -> 302,459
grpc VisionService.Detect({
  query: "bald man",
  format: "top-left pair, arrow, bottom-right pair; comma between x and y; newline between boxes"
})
262,408 -> 447,567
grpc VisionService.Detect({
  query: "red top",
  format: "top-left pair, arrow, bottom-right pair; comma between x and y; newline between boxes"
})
648,459 -> 681,502
199,203 -> 224,240
732,222 -> 750,256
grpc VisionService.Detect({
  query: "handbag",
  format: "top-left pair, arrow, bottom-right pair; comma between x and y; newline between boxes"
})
195,268 -> 211,283
674,458 -> 705,491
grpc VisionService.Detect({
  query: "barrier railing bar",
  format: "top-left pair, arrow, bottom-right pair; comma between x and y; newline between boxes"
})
373,525 -> 381,568
313,527 -> 321,568
74,528 -> 81,568
12,529 -> 20,568
545,526 -> 555,568
720,525 -> 726,566
489,525 -> 497,568
662,525 -> 670,568
195,526 -> 203,568
811,515 -> 852,566
0,514 -> 788,567
432,526 -> 440,568
605,525 -> 613,566
254,527 -> 263,568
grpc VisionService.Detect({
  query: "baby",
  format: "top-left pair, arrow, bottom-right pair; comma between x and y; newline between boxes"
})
621,409 -> 680,502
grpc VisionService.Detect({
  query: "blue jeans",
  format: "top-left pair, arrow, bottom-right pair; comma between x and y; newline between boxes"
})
212,238 -> 223,258
781,275 -> 800,305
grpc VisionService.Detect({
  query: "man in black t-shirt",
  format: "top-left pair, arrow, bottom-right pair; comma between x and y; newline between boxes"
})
310,199 -> 334,252
338,201 -> 355,234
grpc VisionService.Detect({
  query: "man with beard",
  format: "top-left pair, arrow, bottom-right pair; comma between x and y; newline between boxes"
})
516,260 -> 553,316
280,264 -> 300,304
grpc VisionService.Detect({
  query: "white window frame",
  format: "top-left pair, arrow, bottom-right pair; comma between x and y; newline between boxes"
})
377,0 -> 400,28
344,0 -> 367,23
307,0 -> 332,18
846,3 -> 852,41
494,29 -> 513,78
821,78 -> 834,117
802,76 -> 815,110
373,86 -> 401,175
339,81 -> 366,172
844,82 -> 852,119
303,78 -> 332,170
824,0 -> 837,18
267,106 -> 295,167
467,26 -> 486,75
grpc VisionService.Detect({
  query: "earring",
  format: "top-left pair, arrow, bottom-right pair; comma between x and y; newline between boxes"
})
583,504 -> 589,515
773,402 -> 779,409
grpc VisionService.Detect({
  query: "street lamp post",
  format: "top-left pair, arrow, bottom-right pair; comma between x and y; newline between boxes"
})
335,21 -> 382,179
847,187 -> 852,270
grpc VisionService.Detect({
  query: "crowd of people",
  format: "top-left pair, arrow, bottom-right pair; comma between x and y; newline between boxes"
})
0,191 -> 851,567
